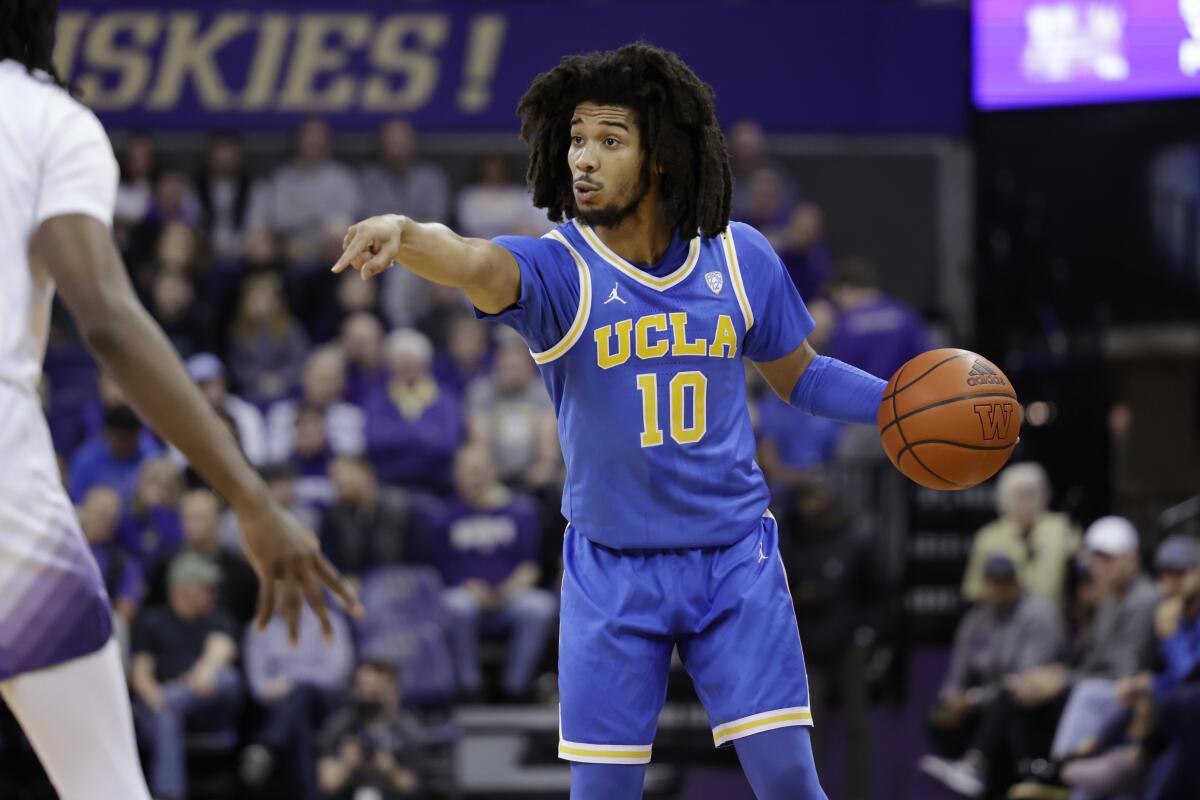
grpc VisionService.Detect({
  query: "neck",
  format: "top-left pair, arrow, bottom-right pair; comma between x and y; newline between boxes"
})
590,192 -> 673,267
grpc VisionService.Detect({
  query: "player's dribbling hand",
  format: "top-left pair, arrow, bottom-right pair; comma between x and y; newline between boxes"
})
331,214 -> 405,281
237,495 -> 362,645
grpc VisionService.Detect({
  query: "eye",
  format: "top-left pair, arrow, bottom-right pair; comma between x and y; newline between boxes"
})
605,137 -> 619,147
571,135 -> 583,146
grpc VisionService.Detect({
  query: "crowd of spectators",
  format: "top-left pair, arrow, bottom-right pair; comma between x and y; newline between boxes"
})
33,115 -> 936,798
920,464 -> 1200,800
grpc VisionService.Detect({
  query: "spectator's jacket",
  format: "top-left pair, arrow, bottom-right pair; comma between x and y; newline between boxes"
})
1075,574 -> 1159,681
1155,611 -> 1200,698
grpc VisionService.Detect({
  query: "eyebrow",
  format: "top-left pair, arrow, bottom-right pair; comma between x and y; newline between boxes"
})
569,117 -> 630,132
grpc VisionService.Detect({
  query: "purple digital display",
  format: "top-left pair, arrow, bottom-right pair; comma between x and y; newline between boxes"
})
975,0 -> 1200,109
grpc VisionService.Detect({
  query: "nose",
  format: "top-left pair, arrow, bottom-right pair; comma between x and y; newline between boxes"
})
574,143 -> 598,175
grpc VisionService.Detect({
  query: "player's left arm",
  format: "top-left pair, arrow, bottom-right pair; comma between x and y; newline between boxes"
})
732,222 -> 886,426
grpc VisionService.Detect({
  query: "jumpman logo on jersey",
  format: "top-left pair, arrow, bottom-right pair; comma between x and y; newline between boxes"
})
757,539 -> 768,563
603,283 -> 627,305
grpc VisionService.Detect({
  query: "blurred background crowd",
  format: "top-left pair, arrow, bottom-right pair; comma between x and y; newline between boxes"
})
6,1 -> 1200,799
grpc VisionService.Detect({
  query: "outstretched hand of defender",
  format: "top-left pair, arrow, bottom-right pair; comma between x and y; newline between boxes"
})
332,214 -> 403,281
237,497 -> 362,645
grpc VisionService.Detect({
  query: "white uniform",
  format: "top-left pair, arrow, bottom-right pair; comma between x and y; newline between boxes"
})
0,59 -> 151,800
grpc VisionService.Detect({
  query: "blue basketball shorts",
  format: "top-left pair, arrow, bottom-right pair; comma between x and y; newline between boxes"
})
557,512 -> 813,765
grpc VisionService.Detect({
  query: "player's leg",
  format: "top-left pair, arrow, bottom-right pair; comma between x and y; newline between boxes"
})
0,638 -> 153,800
571,762 -> 650,799
558,527 -> 673,800
733,726 -> 828,800
679,514 -> 827,799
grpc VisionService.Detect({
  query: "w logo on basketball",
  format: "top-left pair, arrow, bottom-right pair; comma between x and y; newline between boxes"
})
966,359 -> 1006,387
974,402 -> 1015,440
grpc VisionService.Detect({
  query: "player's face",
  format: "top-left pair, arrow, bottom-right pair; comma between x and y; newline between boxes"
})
569,103 -> 651,229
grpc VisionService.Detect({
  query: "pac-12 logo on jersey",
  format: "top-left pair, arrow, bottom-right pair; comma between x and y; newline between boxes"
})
705,271 -> 724,295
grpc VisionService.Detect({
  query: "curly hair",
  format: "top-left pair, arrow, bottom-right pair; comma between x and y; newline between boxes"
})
0,0 -> 71,91
516,42 -> 732,239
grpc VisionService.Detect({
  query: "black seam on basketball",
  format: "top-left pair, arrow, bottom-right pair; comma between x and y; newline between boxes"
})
881,352 -> 972,401
878,392 -> 1017,436
900,439 -> 1017,452
891,363 -> 966,488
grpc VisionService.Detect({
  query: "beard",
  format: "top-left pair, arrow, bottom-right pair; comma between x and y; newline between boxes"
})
573,163 -> 651,229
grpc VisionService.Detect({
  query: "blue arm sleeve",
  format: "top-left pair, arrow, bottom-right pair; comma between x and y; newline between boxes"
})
475,234 -> 579,354
789,355 -> 887,426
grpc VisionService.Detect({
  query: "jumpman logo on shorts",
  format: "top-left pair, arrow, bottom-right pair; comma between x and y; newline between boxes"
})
604,283 -> 627,304
757,539 -> 768,563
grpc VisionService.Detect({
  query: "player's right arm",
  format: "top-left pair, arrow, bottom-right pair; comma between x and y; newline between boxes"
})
332,214 -> 521,314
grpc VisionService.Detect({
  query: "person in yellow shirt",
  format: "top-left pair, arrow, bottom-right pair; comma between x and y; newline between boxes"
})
962,463 -> 1080,608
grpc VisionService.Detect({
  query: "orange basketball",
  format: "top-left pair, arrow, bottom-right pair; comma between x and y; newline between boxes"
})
877,348 -> 1021,491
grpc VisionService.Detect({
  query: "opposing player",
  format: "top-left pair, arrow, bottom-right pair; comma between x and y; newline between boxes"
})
0,3 -> 358,798
335,44 -> 886,799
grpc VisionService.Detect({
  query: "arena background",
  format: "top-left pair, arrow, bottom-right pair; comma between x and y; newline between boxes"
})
5,1 -> 1200,798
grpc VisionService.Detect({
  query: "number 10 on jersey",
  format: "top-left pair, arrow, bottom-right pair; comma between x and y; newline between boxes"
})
635,371 -> 708,447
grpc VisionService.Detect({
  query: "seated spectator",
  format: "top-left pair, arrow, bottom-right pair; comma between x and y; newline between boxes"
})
118,457 -> 184,573
131,553 -> 242,800
80,485 -> 144,627
963,463 -> 1080,609
921,556 -> 1065,766
360,118 -> 451,222
727,119 -> 799,221
186,352 -> 268,466
340,312 -> 386,407
756,389 -> 842,488
414,281 -> 474,350
778,202 -> 831,301
433,312 -> 492,399
267,346 -> 364,463
320,455 -> 417,580
148,266 -> 209,359
364,329 -> 463,493
291,407 -> 337,498
428,445 -> 557,700
824,257 -> 931,381
194,131 -> 257,265
250,116 -> 358,267
317,659 -> 428,799
1008,535 -> 1200,799
240,605 -> 355,800
114,131 -> 157,248
466,340 -> 559,494
455,151 -> 550,240
69,403 -> 159,503
924,517 -> 1158,797
126,169 -> 202,273
742,165 -> 794,246
147,489 -> 259,628
227,271 -> 309,406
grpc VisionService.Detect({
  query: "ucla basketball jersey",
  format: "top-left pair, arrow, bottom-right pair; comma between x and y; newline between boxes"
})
482,219 -> 814,549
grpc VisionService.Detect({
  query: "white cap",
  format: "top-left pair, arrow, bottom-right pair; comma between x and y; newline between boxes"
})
1085,516 -> 1139,556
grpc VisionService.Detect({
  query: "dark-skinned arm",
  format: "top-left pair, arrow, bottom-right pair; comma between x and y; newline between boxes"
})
30,213 -> 359,641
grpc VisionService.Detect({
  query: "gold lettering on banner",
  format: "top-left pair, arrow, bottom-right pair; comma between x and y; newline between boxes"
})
146,12 -> 251,110
279,13 -> 371,111
241,13 -> 291,110
52,12 -> 90,83
457,13 -> 507,113
362,14 -> 450,112
75,12 -> 161,110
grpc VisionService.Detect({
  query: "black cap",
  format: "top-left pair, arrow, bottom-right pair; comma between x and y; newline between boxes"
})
983,554 -> 1018,582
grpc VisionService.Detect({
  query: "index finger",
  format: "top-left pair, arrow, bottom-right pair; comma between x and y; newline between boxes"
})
332,229 -> 370,274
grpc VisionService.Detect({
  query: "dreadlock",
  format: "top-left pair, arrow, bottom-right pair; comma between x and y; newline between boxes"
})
517,42 -> 732,239
0,0 -> 70,91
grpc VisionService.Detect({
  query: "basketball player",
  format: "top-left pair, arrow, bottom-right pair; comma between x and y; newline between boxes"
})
335,44 -> 887,799
0,4 -> 358,798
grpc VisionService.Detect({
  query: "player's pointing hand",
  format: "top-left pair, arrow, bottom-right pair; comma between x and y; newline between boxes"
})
332,214 -> 405,281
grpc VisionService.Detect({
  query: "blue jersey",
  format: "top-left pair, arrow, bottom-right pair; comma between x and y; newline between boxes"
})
480,219 -> 813,549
